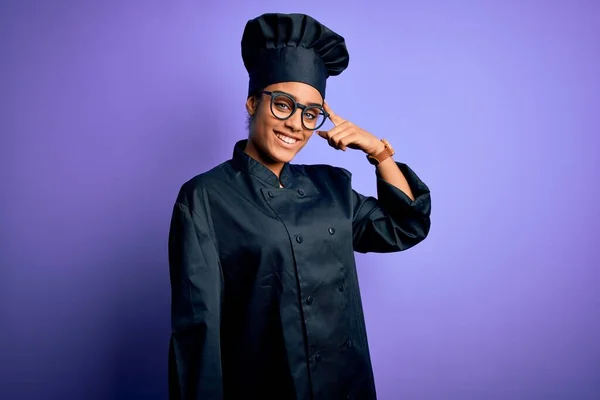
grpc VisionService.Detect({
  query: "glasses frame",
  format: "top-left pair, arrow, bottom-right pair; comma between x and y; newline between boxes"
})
261,90 -> 329,131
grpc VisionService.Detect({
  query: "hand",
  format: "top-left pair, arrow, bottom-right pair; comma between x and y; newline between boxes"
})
317,102 -> 384,155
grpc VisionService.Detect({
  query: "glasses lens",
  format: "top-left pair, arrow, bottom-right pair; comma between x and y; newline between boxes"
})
302,107 -> 326,130
271,95 -> 295,119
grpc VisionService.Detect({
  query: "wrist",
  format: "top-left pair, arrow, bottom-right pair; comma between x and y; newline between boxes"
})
366,138 -> 395,165
367,140 -> 386,156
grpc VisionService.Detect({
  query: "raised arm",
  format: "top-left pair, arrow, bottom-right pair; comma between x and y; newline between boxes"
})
350,162 -> 431,253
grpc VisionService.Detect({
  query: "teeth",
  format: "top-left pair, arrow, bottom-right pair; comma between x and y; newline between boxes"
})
276,133 -> 297,145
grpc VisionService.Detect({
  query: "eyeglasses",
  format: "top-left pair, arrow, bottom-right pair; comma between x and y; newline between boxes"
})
261,90 -> 329,131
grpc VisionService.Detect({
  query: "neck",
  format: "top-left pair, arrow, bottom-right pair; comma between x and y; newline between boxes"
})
244,139 -> 285,179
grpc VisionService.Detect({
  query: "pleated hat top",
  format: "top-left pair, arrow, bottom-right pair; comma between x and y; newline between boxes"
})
241,13 -> 350,99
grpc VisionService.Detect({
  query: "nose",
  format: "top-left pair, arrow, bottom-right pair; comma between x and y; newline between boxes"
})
284,108 -> 304,131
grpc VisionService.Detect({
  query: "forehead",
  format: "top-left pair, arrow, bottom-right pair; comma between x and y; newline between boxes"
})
265,81 -> 323,104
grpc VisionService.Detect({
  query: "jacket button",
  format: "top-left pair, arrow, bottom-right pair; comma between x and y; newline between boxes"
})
328,227 -> 335,235
345,339 -> 353,348
268,191 -> 274,198
296,235 -> 303,243
315,354 -> 321,363
297,189 -> 305,196
338,284 -> 344,292
306,296 -> 313,305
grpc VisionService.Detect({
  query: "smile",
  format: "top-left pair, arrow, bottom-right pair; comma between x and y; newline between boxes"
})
275,132 -> 298,145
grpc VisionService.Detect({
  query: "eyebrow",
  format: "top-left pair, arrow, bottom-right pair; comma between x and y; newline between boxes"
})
277,90 -> 322,107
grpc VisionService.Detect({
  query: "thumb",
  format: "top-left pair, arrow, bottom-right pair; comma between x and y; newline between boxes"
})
317,130 -> 328,138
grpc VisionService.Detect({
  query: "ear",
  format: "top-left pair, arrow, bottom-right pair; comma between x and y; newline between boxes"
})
246,96 -> 257,115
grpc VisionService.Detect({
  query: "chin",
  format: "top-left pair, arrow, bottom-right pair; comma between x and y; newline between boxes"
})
253,140 -> 294,164
267,138 -> 303,163
270,147 -> 297,163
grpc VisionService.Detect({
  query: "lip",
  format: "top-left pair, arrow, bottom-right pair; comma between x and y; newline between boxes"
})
274,131 -> 302,141
274,131 -> 302,147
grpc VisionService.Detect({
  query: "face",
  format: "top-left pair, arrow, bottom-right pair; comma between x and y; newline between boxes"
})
246,81 -> 323,165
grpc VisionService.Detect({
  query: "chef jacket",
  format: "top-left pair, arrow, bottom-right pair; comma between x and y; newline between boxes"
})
168,139 -> 431,400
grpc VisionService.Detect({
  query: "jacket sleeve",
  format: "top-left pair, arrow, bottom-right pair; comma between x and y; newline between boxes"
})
351,162 -> 431,253
168,192 -> 224,399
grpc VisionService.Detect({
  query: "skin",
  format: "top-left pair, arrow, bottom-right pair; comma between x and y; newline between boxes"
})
245,81 -> 415,200
244,81 -> 320,177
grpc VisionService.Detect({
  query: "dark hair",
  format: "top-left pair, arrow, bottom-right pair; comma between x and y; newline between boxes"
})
246,94 -> 262,132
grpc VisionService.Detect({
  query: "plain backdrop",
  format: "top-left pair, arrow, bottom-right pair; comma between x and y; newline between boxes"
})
1,1 -> 599,399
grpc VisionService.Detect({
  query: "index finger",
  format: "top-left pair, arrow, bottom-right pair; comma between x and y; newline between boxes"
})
323,101 -> 345,126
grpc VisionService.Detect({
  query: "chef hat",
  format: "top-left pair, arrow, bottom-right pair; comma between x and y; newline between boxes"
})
241,13 -> 350,99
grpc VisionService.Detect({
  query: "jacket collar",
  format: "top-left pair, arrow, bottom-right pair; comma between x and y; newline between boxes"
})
231,139 -> 295,188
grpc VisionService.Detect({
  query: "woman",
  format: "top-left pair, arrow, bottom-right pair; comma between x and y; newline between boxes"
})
168,13 -> 431,400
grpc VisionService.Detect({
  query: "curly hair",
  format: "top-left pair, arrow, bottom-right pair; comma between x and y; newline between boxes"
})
245,95 -> 262,132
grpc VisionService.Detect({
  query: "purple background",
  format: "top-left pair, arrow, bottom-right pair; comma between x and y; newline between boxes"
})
2,1 -> 599,399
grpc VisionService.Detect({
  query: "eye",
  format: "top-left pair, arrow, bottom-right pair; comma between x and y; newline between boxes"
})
274,102 -> 290,110
303,112 -> 316,120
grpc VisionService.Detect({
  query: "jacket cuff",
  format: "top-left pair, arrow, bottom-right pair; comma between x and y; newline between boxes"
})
375,162 -> 431,217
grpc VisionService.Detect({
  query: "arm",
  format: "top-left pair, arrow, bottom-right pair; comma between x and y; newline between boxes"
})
351,161 -> 431,253
168,195 -> 224,399
315,102 -> 431,253
373,143 -> 414,200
